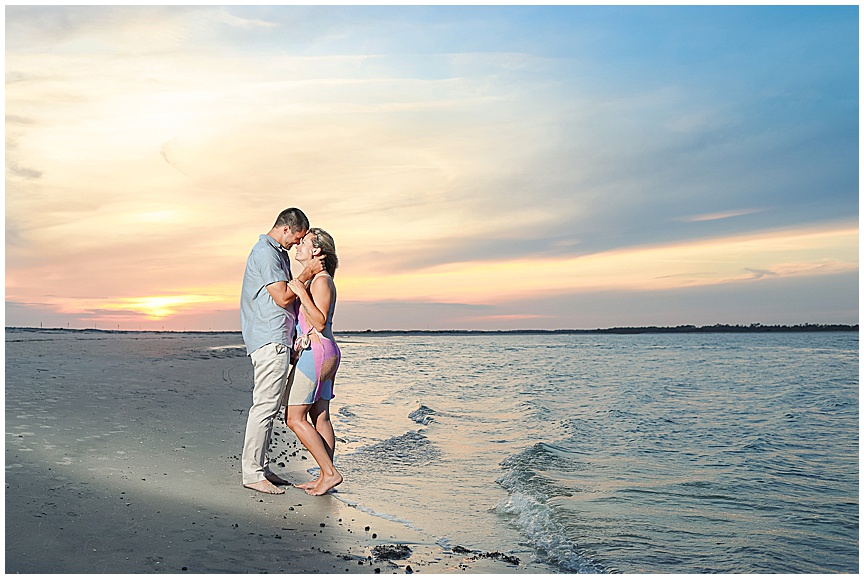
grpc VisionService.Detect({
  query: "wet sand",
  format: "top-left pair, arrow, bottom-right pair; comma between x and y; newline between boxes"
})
5,329 -> 528,574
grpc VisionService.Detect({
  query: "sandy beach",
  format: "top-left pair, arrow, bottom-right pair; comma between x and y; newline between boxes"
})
5,328 -> 527,574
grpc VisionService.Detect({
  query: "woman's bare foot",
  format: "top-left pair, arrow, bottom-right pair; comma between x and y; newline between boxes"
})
294,478 -> 320,490
244,479 -> 285,494
305,471 -> 342,496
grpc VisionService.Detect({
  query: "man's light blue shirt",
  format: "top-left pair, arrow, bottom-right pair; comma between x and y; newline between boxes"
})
240,234 -> 297,355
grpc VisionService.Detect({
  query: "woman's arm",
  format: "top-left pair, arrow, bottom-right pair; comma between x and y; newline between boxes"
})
265,257 -> 325,309
287,276 -> 333,333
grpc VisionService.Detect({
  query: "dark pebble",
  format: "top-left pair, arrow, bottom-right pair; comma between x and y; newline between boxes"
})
182,567 -> 187,571
374,569 -> 381,574
406,565 -> 414,574
320,523 -> 326,527
365,526 -> 370,531
372,533 -> 377,538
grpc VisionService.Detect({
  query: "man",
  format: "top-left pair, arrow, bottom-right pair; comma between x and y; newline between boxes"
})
240,208 -> 324,494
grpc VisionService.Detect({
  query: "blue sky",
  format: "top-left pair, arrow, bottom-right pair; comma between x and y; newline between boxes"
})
5,5 -> 858,330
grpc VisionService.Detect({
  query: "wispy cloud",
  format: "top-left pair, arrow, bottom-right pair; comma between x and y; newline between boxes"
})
7,163 -> 42,179
214,10 -> 278,30
676,208 -> 767,222
338,223 -> 858,303
458,314 -> 554,322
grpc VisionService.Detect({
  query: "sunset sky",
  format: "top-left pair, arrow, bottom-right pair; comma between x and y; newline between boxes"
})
5,5 -> 859,331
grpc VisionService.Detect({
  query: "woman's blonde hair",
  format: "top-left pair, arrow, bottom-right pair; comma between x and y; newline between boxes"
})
309,227 -> 338,277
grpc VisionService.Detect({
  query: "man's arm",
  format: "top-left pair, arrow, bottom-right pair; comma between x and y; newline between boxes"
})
265,256 -> 325,309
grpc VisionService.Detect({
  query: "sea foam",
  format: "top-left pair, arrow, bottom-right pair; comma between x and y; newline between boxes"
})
496,444 -> 604,573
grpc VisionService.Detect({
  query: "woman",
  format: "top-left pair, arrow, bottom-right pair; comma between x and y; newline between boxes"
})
285,228 -> 342,496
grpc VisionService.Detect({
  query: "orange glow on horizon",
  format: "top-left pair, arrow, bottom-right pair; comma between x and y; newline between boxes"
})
118,295 -> 221,319
7,223 -> 856,329
337,224 -> 858,304
44,294 -> 229,323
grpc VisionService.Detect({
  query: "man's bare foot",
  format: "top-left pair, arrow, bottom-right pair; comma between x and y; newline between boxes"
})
244,479 -> 285,494
266,472 -> 291,486
305,471 -> 342,496
294,478 -> 320,490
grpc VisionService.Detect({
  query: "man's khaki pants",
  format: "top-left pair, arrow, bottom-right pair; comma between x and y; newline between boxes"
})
242,342 -> 290,485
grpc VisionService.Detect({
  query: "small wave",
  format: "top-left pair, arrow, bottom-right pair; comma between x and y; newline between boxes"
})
500,441 -> 588,475
496,491 -> 602,573
497,444 -> 604,573
339,430 -> 441,474
337,405 -> 357,418
408,404 -> 436,425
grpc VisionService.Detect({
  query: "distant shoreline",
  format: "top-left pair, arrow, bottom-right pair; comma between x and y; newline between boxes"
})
6,323 -> 858,336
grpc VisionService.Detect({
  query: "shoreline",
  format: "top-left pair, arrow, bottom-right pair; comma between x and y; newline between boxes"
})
5,329 -> 530,574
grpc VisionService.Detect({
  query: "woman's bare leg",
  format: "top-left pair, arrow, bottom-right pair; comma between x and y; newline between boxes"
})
284,404 -> 342,495
295,398 -> 336,489
310,398 -> 335,459
294,399 -> 335,488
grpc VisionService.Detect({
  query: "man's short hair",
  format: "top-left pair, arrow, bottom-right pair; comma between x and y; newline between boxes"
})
273,208 -> 310,233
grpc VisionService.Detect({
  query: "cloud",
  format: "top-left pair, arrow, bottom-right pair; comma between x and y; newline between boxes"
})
338,222 -> 858,304
4,6 -> 857,331
7,163 -> 42,179
5,6 -> 200,53
744,268 -> 777,279
676,208 -> 767,222
334,269 -> 859,330
6,115 -> 35,125
214,10 -> 278,29
458,314 -> 554,323
159,138 -> 192,178
7,7 -> 854,269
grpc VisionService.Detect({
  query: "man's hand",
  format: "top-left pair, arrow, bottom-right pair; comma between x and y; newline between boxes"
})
309,255 -> 325,275
299,255 -> 325,281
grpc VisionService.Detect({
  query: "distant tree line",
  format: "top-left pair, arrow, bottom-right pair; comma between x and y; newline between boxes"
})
576,323 -> 859,334
341,323 -> 858,336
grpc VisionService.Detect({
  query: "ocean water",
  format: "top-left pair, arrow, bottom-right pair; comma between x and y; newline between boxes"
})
322,332 -> 858,573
